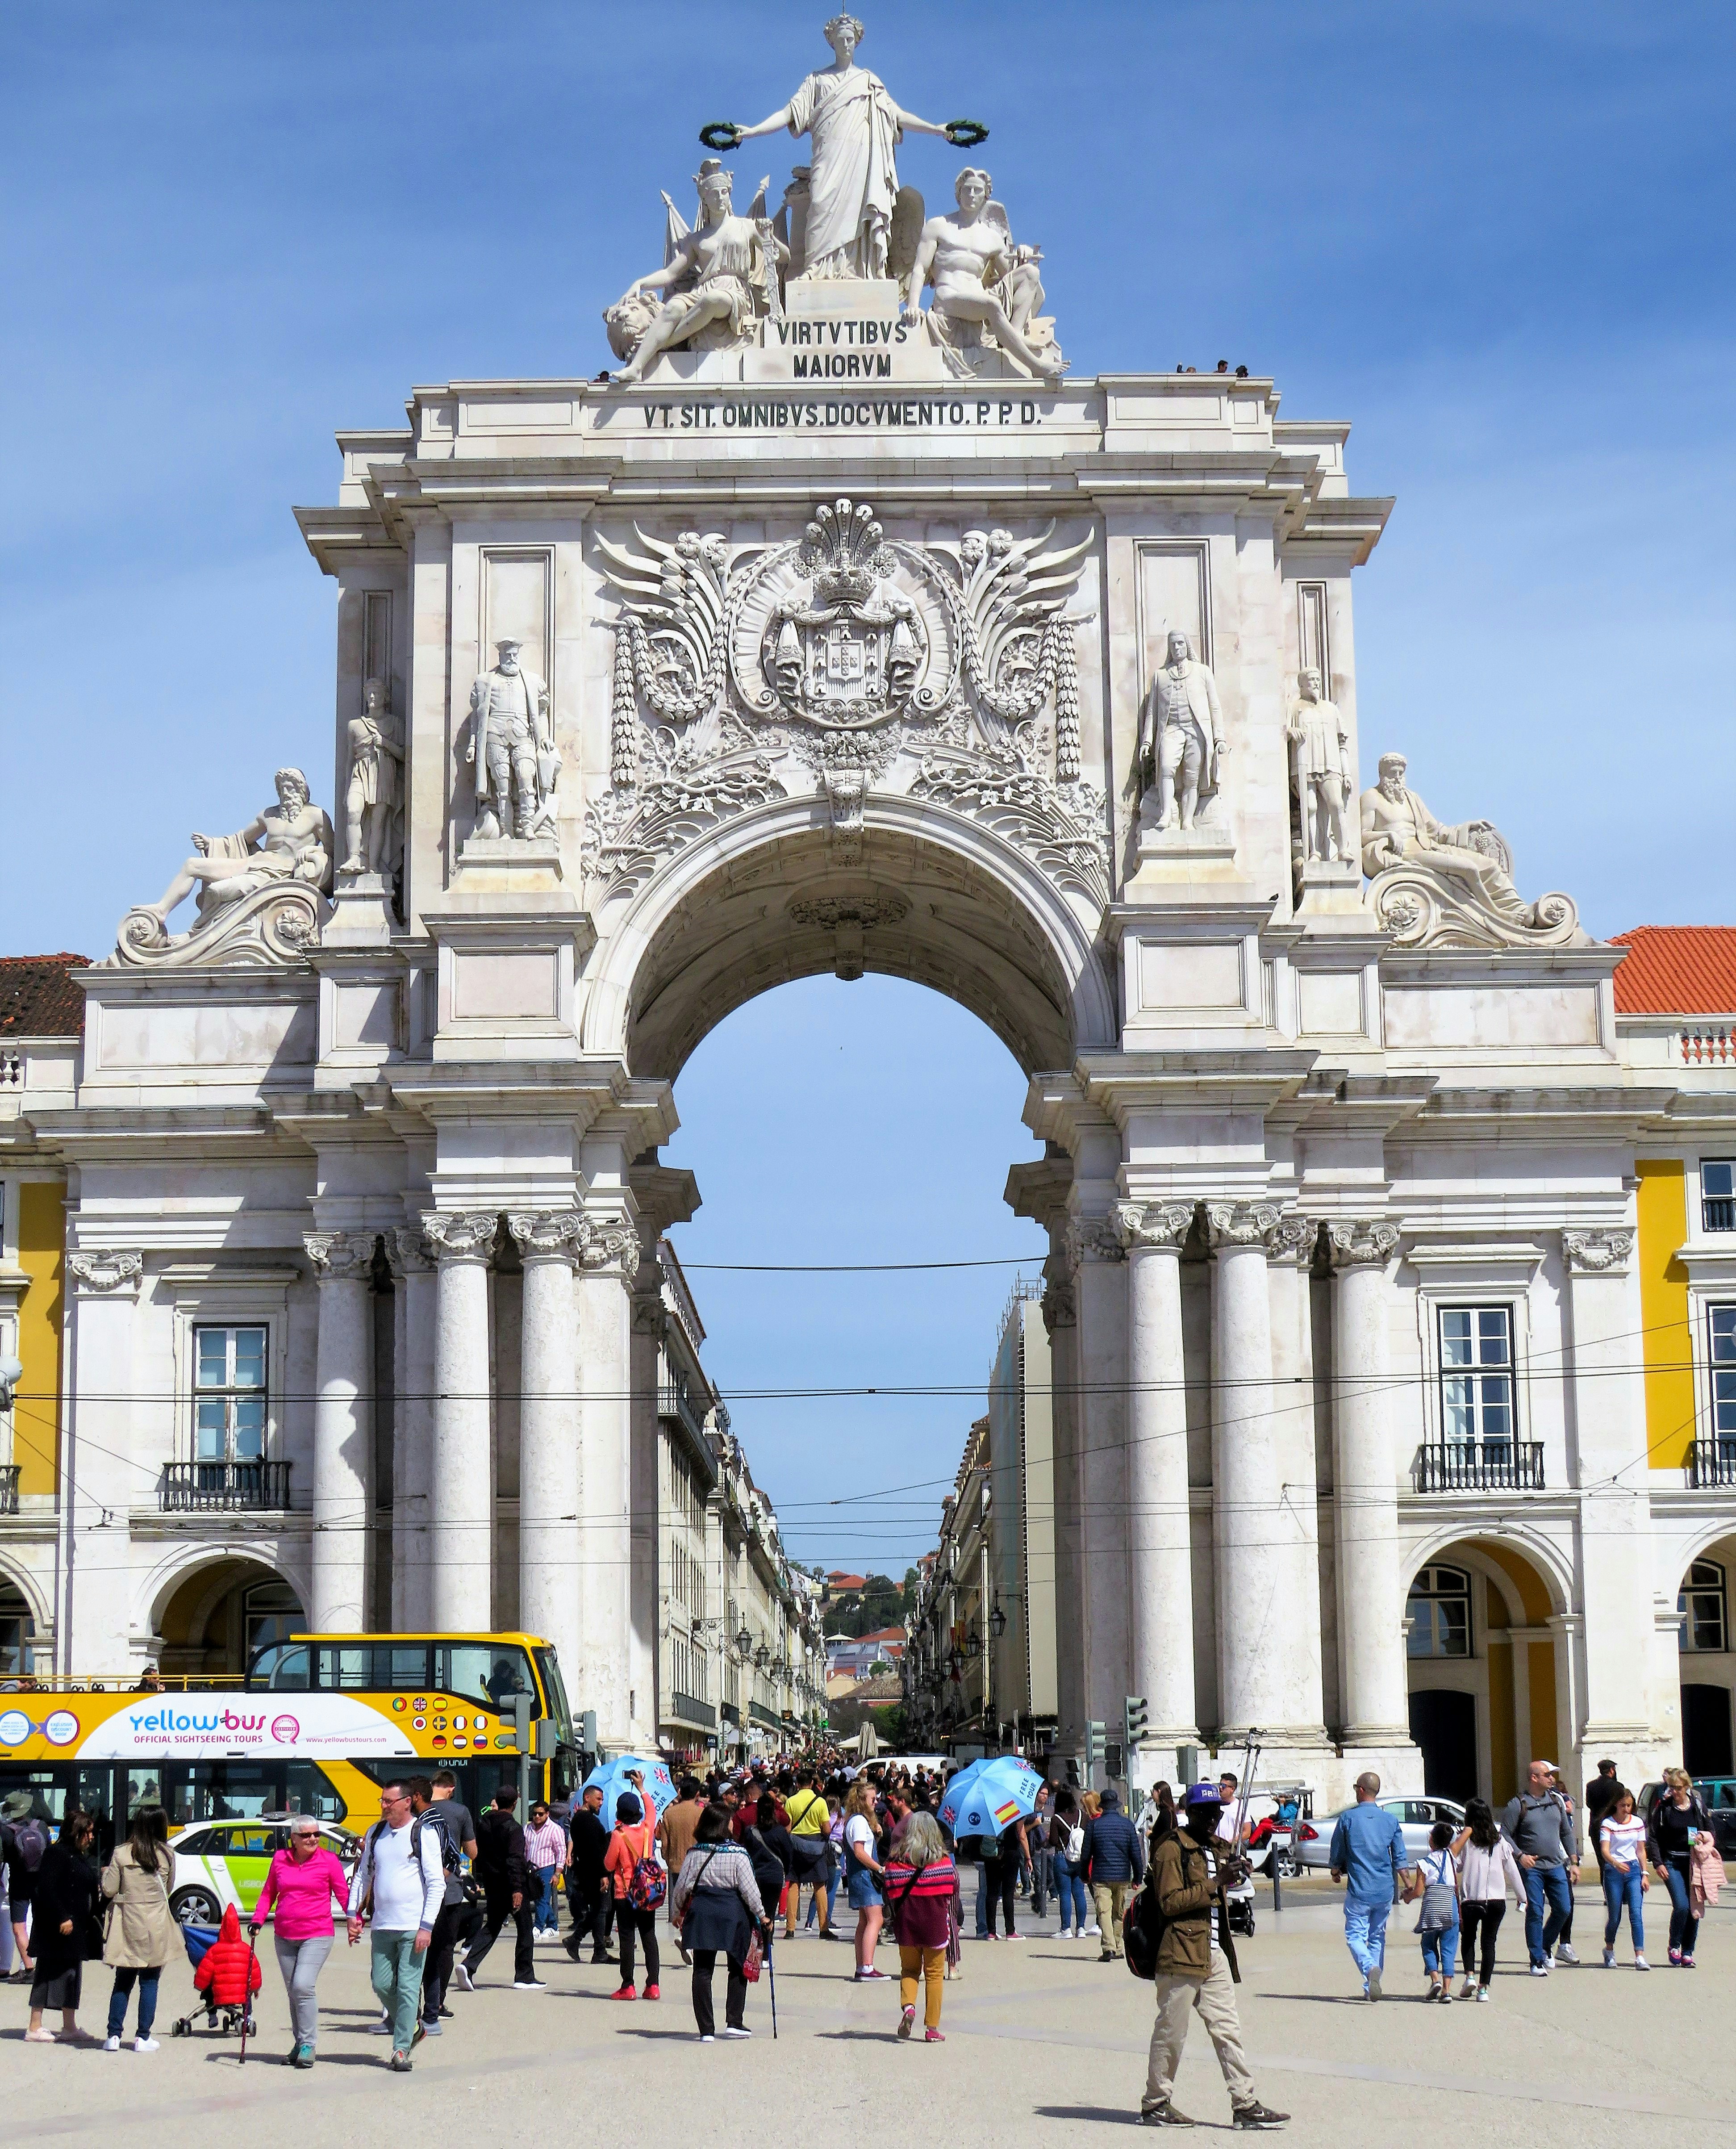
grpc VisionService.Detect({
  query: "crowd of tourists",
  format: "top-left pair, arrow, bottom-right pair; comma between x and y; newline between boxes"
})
0,1749 -> 1723,2128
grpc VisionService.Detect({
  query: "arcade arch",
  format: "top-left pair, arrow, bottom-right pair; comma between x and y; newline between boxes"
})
1677,1529 -> 1736,1779
152,1553 -> 305,1678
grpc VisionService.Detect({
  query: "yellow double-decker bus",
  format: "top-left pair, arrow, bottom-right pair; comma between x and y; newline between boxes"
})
0,1631 -> 578,1854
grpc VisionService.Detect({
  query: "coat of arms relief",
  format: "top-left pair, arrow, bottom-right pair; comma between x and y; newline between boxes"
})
584,497 -> 1107,906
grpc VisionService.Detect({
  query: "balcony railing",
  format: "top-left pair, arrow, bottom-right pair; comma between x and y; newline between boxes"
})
658,1384 -> 709,1445
0,1465 -> 19,1515
1411,1442 -> 1545,1493
669,1691 -> 716,1729
159,1460 -> 292,1512
1688,1440 -> 1736,1489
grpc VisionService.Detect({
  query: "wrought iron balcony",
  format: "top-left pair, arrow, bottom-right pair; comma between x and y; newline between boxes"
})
1688,1440 -> 1736,1489
159,1460 -> 292,1512
659,1384 -> 709,1445
0,1465 -> 19,1515
1411,1442 -> 1545,1493
669,1691 -> 716,1729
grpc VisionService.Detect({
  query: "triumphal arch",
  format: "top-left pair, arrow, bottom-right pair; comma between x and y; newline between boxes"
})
53,19 -> 1684,1803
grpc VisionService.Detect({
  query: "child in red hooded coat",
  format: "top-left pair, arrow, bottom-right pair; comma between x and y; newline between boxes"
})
194,1903 -> 263,2011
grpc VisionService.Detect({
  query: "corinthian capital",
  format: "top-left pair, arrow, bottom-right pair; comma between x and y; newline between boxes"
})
1561,1227 -> 1634,1276
1065,1213 -> 1125,1267
67,1248 -> 143,1296
1202,1201 -> 1281,1250
576,1215 -> 641,1278
506,1208 -> 587,1264
1325,1219 -> 1400,1270
1266,1214 -> 1320,1267
304,1230 -> 374,1281
420,1210 -> 500,1265
1114,1199 -> 1195,1252
389,1225 -> 435,1275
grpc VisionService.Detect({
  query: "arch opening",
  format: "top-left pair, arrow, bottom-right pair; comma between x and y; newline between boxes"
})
1677,1537 -> 1735,1780
155,1554 -> 305,1679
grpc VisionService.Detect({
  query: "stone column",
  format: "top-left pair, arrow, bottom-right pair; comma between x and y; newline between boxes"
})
575,1211 -> 641,1746
423,1210 -> 497,1631
508,1210 -> 584,1682
305,1231 -> 375,1633
1068,1212 -> 1129,1739
1040,1248 -> 1084,1760
1561,1228 -> 1651,1786
629,1259 -> 667,1755
63,1250 -> 144,1677
1327,1220 -> 1410,1746
1202,1202 -> 1288,1742
390,1227 -> 437,1629
1265,1216 -> 1328,1744
1115,1199 -> 1198,1757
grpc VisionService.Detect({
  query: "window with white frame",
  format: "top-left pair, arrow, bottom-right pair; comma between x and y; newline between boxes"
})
1703,1161 -> 1735,1233
1711,1307 -> 1736,1451
1439,1306 -> 1514,1455
193,1325 -> 267,1467
1679,1559 -> 1728,1654
1406,1563 -> 1473,1657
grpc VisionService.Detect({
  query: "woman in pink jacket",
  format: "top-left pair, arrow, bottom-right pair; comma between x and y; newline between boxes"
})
250,1814 -> 352,2067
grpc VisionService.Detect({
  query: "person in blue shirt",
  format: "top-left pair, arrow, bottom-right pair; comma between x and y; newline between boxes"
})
1327,1772 -> 1410,2001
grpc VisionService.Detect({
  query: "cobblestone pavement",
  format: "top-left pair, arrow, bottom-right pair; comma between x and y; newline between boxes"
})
3,1882 -> 1732,2145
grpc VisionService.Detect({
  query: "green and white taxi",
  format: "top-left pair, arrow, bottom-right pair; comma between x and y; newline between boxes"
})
167,1815 -> 359,1927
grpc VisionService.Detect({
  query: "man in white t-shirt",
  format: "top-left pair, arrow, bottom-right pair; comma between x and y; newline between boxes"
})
346,1781 -> 446,2071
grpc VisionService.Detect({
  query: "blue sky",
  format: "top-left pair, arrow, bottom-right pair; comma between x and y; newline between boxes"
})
4,3 -> 1732,1571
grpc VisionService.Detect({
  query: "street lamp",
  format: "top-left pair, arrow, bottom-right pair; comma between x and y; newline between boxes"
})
735,1626 -> 752,1659
988,1599 -> 1008,1641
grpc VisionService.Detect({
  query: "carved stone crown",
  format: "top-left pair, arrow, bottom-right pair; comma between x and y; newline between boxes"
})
802,498 -> 892,607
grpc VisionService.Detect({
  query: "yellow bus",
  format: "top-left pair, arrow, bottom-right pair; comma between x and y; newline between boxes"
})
0,1631 -> 578,1856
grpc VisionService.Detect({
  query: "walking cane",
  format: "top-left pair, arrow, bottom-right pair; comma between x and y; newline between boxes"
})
239,1919 -> 262,2065
768,1934 -> 778,2040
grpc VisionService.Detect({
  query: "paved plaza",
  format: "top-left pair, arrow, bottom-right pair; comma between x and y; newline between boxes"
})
5,1880 -> 1732,2145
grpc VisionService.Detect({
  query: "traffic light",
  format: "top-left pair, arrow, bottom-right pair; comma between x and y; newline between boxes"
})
1124,1694 -> 1148,1749
505,1691 -> 533,1753
1084,1719 -> 1105,1779
580,1709 -> 597,1756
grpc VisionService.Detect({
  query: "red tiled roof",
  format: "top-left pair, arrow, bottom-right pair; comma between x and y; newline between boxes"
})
0,953 -> 90,1037
1610,928 -> 1736,1016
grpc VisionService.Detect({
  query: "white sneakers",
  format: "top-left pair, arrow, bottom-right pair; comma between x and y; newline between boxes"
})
1529,1962 -> 1550,1977
452,1965 -> 476,1992
103,2036 -> 121,2052
1555,1945 -> 1578,1965
1634,1955 -> 1651,1971
134,2036 -> 159,2053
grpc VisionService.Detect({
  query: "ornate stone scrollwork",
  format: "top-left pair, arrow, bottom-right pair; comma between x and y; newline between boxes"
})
1325,1219 -> 1401,1270
420,1212 -> 501,1265
67,1249 -> 143,1295
388,1226 -> 435,1275
1202,1201 -> 1281,1250
505,1210 -> 588,1263
589,497 -> 1102,904
1114,1200 -> 1195,1251
1561,1228 -> 1634,1276
111,767 -> 334,970
1360,751 -> 1585,951
1039,1278 -> 1077,1335
304,1231 -> 375,1280
1065,1214 -> 1125,1267
1266,1214 -> 1321,1267
576,1217 -> 642,1278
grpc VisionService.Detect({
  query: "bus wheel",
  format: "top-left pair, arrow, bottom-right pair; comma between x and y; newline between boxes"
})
171,1886 -> 220,1927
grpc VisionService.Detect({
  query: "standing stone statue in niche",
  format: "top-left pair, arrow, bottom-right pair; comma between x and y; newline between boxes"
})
607,161 -> 788,384
342,676 -> 405,874
1138,630 -> 1227,832
1285,667 -> 1351,863
906,168 -> 1064,382
467,639 -> 552,841
703,15 -> 973,281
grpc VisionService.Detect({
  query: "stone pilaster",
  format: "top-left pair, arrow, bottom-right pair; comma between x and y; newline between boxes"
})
388,1226 -> 437,1630
305,1230 -> 375,1633
507,1209 -> 586,1685
422,1210 -> 497,1631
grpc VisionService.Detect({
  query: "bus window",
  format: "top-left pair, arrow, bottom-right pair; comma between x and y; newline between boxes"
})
385,1644 -> 431,1689
442,1643 -> 534,1714
245,1642 -> 310,1690
284,1762 -> 346,1822
162,1762 -> 287,1824
316,1645 -> 376,1690
0,1765 -> 117,1861
126,1768 -> 164,1818
532,1647 -> 573,1743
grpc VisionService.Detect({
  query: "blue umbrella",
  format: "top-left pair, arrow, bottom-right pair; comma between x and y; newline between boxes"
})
583,1754 -> 676,1824
939,1756 -> 1045,1838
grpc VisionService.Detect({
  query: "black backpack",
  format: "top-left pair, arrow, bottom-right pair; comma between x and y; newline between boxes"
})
1124,1873 -> 1166,1981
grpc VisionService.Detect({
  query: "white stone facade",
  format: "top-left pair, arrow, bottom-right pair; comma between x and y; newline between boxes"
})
4,73 -> 1735,1804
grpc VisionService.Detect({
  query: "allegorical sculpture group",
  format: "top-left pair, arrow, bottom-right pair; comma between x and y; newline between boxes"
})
105,14 -> 1583,967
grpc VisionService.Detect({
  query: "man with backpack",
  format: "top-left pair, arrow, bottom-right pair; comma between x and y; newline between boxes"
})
463,1785 -> 542,1990
410,1773 -> 479,2030
345,1780 -> 446,2073
2,1789 -> 48,1981
1134,1781 -> 1288,2129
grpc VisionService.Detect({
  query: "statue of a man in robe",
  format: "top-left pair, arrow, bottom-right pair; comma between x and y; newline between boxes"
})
719,16 -> 953,280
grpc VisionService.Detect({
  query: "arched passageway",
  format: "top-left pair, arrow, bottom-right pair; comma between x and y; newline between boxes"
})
155,1555 -> 304,1678
1678,1534 -> 1736,1778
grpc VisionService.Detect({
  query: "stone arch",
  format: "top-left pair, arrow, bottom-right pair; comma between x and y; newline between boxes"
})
582,793 -> 1118,1082
139,1544 -> 308,1677
1673,1527 -> 1736,1778
1402,1529 -> 1570,1806
0,1550 -> 55,1638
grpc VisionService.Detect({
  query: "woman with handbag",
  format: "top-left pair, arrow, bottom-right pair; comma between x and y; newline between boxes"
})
100,1808 -> 175,2051
669,1803 -> 768,2043
1406,1820 -> 1462,2000
883,1811 -> 956,2043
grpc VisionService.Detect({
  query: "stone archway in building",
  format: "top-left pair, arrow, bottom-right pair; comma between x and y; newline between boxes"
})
1676,1530 -> 1736,1778
153,1554 -> 305,1678
1404,1534 -> 1567,1806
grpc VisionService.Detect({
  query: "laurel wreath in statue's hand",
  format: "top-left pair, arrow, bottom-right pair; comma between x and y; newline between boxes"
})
700,122 -> 744,151
943,119 -> 989,147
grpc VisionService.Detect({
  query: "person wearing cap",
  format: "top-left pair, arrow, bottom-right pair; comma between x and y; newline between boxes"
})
1139,1782 -> 1287,2129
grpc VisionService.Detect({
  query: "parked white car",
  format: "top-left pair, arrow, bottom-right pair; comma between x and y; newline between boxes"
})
1292,1794 -> 1466,1872
167,1815 -> 359,1927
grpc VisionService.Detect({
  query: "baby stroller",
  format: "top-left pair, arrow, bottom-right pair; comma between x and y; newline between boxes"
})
169,1924 -> 257,2040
